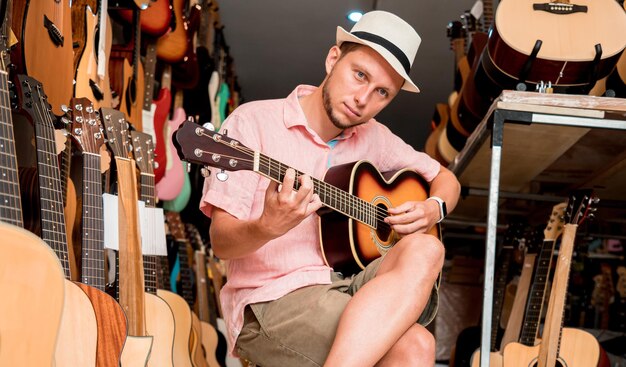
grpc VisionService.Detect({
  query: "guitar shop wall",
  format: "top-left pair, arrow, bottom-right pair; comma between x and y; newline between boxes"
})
3,0 -> 242,366
419,0 -> 626,365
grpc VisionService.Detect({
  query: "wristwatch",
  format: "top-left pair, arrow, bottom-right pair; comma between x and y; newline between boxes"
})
427,196 -> 447,223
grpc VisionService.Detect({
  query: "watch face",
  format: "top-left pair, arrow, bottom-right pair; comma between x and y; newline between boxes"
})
441,201 -> 447,218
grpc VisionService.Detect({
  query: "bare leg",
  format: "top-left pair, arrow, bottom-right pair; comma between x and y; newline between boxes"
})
376,324 -> 435,366
324,233 -> 444,367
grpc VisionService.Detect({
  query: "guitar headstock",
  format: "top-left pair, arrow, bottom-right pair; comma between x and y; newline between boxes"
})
130,130 -> 155,175
616,266 -> 626,298
100,107 -> 131,159
15,75 -> 53,124
564,189 -> 598,226
173,120 -> 254,173
543,202 -> 567,241
68,98 -> 104,155
165,211 -> 187,243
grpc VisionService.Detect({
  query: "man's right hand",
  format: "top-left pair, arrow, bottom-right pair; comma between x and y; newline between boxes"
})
258,168 -> 323,238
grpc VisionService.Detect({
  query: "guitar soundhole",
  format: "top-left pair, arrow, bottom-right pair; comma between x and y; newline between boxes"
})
375,203 -> 392,243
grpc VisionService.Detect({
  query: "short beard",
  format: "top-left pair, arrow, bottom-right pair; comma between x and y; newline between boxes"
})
322,71 -> 367,130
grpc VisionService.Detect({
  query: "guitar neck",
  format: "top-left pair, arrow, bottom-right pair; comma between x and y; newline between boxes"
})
115,156 -> 147,336
519,238 -> 557,346
0,71 -> 23,227
538,224 -> 578,367
489,245 -> 514,351
139,172 -> 158,294
31,91 -> 71,278
255,153 -> 379,228
195,250 -> 218,326
80,152 -> 107,291
142,40 -> 158,111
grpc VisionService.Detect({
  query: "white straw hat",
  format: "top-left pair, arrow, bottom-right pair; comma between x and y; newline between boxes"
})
336,10 -> 421,93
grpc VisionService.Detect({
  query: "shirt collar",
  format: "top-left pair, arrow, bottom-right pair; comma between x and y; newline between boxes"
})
283,85 -> 357,141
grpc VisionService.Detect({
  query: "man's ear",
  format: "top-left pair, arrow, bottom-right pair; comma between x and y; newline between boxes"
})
325,45 -> 342,74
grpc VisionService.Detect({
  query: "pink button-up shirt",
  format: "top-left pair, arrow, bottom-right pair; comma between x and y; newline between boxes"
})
200,85 -> 440,355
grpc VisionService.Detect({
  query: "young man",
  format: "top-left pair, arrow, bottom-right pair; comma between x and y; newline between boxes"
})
200,10 -> 461,366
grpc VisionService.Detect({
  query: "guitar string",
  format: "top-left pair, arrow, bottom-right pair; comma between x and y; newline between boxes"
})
0,71 -> 22,227
195,130 -> 397,229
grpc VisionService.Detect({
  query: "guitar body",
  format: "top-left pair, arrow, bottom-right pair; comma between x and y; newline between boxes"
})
120,335 -> 154,367
200,321 -> 220,367
156,0 -> 188,63
172,5 -> 201,90
470,350 -> 502,367
191,312 -> 209,367
424,103 -> 449,166
120,58 -> 145,131
0,222 -> 65,366
22,0 -> 74,115
319,160 -> 435,275
502,327 -> 600,367
117,0 -> 171,37
604,49 -> 626,98
75,282 -> 129,367
145,292 -> 176,367
70,0 -> 97,72
155,107 -> 186,200
163,168 -> 192,212
152,87 -> 172,183
157,289 -> 195,367
74,7 -> 110,109
55,280 -> 99,366
482,0 -> 626,93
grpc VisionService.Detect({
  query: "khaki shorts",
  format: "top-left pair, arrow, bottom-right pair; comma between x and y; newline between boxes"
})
236,257 -> 440,366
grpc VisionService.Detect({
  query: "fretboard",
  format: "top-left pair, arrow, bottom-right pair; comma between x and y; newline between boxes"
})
256,154 -> 382,229
139,172 -> 158,295
519,239 -> 556,346
81,153 -> 106,291
490,245 -> 514,351
0,70 -> 23,227
32,94 -> 71,278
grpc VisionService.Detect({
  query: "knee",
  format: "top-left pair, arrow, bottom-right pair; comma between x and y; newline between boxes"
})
396,324 -> 436,364
396,233 -> 445,272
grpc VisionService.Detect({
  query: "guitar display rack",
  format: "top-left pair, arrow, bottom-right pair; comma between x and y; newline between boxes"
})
447,90 -> 626,367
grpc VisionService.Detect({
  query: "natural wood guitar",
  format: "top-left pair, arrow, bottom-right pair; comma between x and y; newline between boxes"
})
101,107 -> 154,366
0,33 -> 65,363
132,130 -> 194,367
156,0 -> 188,63
68,97 -> 130,367
173,121 -> 439,276
502,191 -> 601,367
16,75 -> 99,366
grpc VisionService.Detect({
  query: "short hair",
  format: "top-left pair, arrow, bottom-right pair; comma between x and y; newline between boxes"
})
338,42 -> 364,59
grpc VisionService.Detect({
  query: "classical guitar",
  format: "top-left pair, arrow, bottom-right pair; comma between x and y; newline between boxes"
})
131,130 -> 194,367
21,0 -> 74,115
100,107 -> 153,366
0,20 -> 66,363
15,75 -> 99,366
173,121 -> 439,275
503,191 -> 601,367
478,0 -> 626,95
68,97 -> 130,367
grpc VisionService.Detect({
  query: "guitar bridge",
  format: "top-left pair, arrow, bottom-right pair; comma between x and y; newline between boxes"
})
43,15 -> 64,47
533,2 -> 588,14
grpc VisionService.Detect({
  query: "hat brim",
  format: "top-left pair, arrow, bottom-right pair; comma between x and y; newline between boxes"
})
336,26 -> 420,93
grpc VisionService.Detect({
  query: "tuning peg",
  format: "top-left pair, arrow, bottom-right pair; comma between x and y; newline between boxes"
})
200,167 -> 211,178
187,116 -> 195,123
216,170 -> 229,182
592,197 -> 600,204
186,162 -> 191,173
203,122 -> 215,131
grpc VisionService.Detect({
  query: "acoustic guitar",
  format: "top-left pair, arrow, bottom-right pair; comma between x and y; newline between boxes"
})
117,0 -> 172,37
0,23 -> 65,363
156,0 -> 188,63
68,97 -> 130,367
478,0 -> 626,95
15,75 -> 99,366
132,130 -> 194,367
21,0 -> 74,115
100,107 -> 154,366
502,191 -> 601,367
70,0 -> 97,73
173,121 -> 439,275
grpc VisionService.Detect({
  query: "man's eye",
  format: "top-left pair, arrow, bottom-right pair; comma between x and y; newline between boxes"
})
378,89 -> 388,97
356,71 -> 365,79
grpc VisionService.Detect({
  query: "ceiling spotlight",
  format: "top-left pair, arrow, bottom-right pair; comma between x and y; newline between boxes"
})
347,11 -> 363,22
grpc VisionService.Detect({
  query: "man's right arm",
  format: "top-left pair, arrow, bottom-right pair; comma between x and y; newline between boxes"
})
209,208 -> 277,260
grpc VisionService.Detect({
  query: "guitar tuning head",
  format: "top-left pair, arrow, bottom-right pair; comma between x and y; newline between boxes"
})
187,116 -> 195,123
186,162 -> 191,173
203,122 -> 215,131
200,167 -> 211,178
216,170 -> 229,182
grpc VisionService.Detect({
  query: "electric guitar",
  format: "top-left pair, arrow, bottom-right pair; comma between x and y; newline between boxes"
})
156,0 -> 188,63
173,121 -> 439,276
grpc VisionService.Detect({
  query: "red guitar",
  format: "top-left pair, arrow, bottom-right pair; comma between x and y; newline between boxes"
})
117,0 -> 172,37
173,121 -> 440,275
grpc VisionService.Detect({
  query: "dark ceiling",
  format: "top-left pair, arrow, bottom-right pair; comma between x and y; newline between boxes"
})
218,0 -> 478,151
